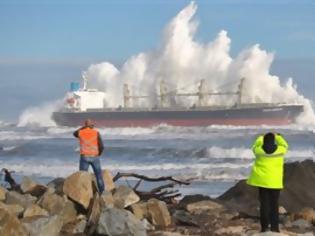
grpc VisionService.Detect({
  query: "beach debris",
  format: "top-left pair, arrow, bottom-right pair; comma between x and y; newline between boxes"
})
113,172 -> 190,204
1,168 -> 19,190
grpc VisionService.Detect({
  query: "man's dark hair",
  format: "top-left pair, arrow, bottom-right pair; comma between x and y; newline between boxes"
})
263,132 -> 277,154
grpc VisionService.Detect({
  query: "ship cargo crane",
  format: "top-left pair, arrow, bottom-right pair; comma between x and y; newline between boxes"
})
123,78 -> 245,108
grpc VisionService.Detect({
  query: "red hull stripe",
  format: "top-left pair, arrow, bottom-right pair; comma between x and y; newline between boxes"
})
90,118 -> 292,127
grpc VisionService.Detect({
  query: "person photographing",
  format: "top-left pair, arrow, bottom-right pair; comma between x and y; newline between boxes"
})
247,132 -> 289,232
73,119 -> 105,193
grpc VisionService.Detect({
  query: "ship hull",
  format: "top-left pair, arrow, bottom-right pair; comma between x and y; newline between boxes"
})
52,104 -> 304,127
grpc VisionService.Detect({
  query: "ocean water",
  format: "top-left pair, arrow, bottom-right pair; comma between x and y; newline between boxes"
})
0,121 -> 315,197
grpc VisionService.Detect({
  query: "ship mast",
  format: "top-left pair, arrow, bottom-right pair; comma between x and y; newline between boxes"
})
198,79 -> 207,106
123,83 -> 131,108
160,80 -> 168,108
237,78 -> 245,106
82,73 -> 88,91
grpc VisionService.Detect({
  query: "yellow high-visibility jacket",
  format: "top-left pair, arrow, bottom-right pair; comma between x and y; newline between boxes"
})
247,134 -> 289,189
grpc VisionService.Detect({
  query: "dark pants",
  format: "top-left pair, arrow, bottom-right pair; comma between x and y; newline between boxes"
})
80,156 -> 105,193
259,187 -> 280,232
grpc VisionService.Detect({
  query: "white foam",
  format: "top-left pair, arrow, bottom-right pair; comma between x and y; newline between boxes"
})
2,146 -> 17,151
0,131 -> 50,141
206,146 -> 253,159
17,100 -> 63,127
80,1 -> 315,127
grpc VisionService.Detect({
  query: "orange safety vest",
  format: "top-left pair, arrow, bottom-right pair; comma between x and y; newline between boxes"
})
78,127 -> 99,156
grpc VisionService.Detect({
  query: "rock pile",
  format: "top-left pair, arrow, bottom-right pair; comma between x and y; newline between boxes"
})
0,161 -> 315,235
0,170 -> 172,236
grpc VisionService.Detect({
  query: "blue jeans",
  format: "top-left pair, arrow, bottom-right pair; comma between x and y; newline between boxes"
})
79,156 -> 105,193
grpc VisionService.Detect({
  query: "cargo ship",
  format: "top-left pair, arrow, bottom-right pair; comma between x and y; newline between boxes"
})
52,76 -> 304,127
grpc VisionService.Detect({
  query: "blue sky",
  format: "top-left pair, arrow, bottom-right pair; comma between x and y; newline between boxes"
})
1,0 -> 314,62
0,0 -> 315,120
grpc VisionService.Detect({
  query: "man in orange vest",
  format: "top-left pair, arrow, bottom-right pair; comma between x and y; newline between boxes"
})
73,119 -> 105,193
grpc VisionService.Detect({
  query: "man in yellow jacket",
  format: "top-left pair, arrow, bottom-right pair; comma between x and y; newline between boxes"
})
74,119 -> 105,193
247,132 -> 288,233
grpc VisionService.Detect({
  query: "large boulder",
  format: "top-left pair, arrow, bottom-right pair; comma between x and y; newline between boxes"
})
147,198 -> 171,227
63,171 -> 93,209
22,215 -> 63,236
38,191 -> 77,224
113,185 -> 140,209
23,204 -> 49,218
97,208 -> 146,236
38,190 -> 65,214
0,186 -> 7,201
0,207 -> 28,236
131,202 -> 149,220
0,201 -> 24,217
5,191 -> 36,209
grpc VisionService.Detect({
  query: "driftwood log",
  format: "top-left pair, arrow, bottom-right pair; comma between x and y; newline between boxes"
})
113,172 -> 191,204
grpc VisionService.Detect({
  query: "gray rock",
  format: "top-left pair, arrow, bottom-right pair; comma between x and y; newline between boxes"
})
97,208 -> 146,236
22,215 -> 63,236
5,191 -> 36,208
113,185 -> 140,209
141,218 -> 155,231
172,210 -> 198,227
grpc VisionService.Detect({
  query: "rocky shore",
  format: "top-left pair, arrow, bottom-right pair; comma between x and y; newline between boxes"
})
0,160 -> 315,235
